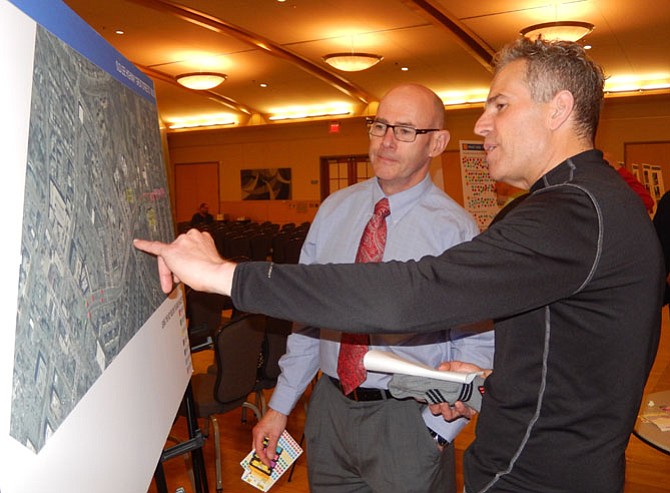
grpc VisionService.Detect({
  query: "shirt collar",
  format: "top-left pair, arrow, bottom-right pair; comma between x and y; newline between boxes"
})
372,174 -> 432,222
532,149 -> 601,192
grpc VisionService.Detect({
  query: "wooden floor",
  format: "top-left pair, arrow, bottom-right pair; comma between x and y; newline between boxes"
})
149,312 -> 670,493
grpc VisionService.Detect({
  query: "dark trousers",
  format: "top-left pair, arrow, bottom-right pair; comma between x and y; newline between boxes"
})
304,376 -> 456,493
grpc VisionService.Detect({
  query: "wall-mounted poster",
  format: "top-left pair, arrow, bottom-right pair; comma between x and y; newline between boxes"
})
1,1 -> 190,492
241,168 -> 292,200
459,141 -> 498,231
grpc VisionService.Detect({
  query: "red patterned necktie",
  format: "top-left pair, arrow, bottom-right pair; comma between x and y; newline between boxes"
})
337,197 -> 390,395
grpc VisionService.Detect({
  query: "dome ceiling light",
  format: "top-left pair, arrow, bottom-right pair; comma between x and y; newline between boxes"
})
176,72 -> 227,90
520,21 -> 594,42
322,53 -> 382,72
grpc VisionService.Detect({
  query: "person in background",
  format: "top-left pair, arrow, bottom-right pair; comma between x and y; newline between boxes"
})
251,83 -> 493,493
604,153 -> 655,213
190,202 -> 214,228
134,37 -> 664,493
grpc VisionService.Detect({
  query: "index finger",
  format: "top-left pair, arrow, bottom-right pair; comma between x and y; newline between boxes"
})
134,239 -> 176,293
133,238 -> 165,256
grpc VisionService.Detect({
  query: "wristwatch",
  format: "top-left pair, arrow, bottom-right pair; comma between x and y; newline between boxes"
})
427,428 -> 449,447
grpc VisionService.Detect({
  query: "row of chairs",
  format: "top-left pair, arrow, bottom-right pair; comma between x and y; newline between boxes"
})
182,220 -> 310,264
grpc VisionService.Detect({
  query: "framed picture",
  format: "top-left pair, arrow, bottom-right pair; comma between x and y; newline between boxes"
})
241,168 -> 292,200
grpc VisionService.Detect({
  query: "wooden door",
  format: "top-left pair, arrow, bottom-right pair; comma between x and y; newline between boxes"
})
174,162 -> 220,223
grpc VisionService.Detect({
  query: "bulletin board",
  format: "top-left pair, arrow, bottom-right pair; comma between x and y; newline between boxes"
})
459,140 -> 498,231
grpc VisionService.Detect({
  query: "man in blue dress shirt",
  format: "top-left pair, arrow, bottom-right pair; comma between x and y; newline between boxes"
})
250,83 -> 494,493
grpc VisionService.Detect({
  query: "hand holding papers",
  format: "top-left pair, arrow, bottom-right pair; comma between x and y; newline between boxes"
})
240,431 -> 303,491
363,350 -> 488,412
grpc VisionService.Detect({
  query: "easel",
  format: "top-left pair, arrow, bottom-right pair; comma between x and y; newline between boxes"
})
154,383 -> 209,493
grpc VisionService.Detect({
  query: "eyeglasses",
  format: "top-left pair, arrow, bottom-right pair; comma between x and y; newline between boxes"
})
366,118 -> 439,143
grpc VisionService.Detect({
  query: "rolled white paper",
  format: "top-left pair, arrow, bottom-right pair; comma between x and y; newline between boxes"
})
363,349 -> 480,384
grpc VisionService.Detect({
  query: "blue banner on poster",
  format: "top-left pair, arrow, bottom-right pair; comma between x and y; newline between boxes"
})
8,0 -> 155,102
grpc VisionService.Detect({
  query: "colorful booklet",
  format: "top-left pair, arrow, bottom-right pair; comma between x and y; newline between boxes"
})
240,430 -> 303,491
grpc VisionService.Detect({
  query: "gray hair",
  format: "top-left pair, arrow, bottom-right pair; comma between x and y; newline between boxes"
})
494,37 -> 605,143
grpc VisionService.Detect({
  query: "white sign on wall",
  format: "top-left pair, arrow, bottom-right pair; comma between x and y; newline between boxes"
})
459,140 -> 499,231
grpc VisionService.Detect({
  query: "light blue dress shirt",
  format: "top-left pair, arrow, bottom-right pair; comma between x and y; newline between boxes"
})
268,174 -> 494,441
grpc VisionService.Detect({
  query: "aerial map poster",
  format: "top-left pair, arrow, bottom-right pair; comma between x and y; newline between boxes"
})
0,1 -> 191,492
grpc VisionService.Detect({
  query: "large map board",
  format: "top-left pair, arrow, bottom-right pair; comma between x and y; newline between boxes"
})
0,1 -> 191,491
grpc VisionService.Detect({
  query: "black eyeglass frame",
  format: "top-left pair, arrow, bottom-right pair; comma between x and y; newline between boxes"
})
365,117 -> 439,142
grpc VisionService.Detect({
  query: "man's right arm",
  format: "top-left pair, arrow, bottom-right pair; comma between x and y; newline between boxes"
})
251,218 -> 325,468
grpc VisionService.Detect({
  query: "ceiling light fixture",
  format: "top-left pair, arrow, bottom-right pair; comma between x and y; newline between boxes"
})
176,72 -> 227,90
268,109 -> 351,121
520,21 -> 594,42
604,74 -> 670,94
168,118 -> 236,130
322,53 -> 382,72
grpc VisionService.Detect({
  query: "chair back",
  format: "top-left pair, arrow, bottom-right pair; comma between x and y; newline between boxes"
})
213,314 -> 266,404
283,236 -> 305,264
225,235 -> 252,261
250,234 -> 273,261
259,317 -> 292,382
186,290 -> 232,349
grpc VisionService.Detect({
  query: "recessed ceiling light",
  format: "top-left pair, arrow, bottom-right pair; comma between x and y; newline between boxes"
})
401,67 -> 409,72
259,83 -> 268,88
115,30 -> 124,35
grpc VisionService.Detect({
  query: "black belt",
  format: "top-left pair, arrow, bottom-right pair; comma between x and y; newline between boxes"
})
329,376 -> 393,402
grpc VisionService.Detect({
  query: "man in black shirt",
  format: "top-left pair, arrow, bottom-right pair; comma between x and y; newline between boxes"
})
135,37 -> 664,493
190,202 -> 214,228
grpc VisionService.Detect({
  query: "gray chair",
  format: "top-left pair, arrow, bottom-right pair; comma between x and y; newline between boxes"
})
188,313 -> 266,493
252,316 -> 292,415
186,289 -> 233,352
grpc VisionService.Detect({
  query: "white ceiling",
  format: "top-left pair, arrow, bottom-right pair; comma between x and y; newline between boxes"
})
63,0 -> 670,131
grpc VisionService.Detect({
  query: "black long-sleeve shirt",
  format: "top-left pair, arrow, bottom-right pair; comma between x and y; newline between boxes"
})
233,150 -> 664,493
653,190 -> 670,304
